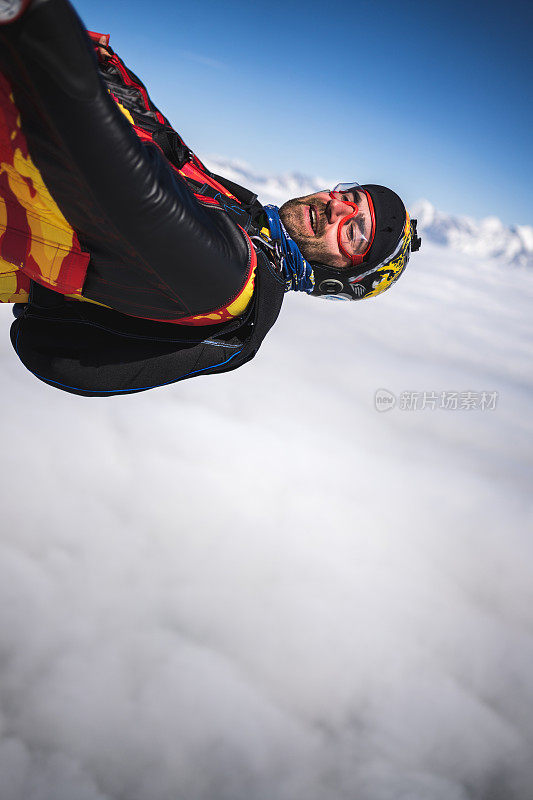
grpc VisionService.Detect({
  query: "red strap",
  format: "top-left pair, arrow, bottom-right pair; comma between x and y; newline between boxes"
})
87,30 -> 110,46
180,162 -> 238,200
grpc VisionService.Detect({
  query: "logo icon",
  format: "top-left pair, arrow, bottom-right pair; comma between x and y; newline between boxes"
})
374,388 -> 396,412
319,278 -> 344,294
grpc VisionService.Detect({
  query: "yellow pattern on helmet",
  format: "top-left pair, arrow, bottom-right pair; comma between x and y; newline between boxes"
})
364,214 -> 412,299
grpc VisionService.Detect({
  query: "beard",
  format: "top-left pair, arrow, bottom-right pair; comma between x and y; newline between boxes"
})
278,196 -> 340,267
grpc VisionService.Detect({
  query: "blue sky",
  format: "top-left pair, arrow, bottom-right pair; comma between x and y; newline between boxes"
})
76,0 -> 532,226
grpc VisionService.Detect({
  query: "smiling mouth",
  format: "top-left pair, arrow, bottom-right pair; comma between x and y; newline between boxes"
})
308,205 -> 317,235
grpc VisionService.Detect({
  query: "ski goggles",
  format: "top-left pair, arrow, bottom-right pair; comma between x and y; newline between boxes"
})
330,183 -> 375,265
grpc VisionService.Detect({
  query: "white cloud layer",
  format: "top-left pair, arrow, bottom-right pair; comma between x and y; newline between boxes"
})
0,229 -> 532,798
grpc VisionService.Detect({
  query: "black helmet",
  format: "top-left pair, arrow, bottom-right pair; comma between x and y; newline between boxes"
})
311,183 -> 421,301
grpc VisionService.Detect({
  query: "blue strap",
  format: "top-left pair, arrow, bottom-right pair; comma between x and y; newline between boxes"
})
263,205 -> 315,294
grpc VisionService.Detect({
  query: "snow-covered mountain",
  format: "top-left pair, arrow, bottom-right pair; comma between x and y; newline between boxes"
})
205,156 -> 533,269
412,198 -> 533,269
203,155 -> 326,207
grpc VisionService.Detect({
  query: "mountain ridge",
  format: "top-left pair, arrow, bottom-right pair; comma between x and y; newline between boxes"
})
204,155 -> 533,269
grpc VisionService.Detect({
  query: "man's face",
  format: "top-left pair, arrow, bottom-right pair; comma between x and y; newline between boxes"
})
279,189 -> 372,268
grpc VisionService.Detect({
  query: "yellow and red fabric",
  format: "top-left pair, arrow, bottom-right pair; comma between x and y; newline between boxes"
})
0,71 -> 89,303
0,36 -> 255,325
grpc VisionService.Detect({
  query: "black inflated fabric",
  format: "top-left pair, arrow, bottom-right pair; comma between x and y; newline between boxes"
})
0,0 -> 250,319
10,251 -> 285,396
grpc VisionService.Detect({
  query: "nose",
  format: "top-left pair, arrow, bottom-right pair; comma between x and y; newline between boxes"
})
327,197 -> 355,225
